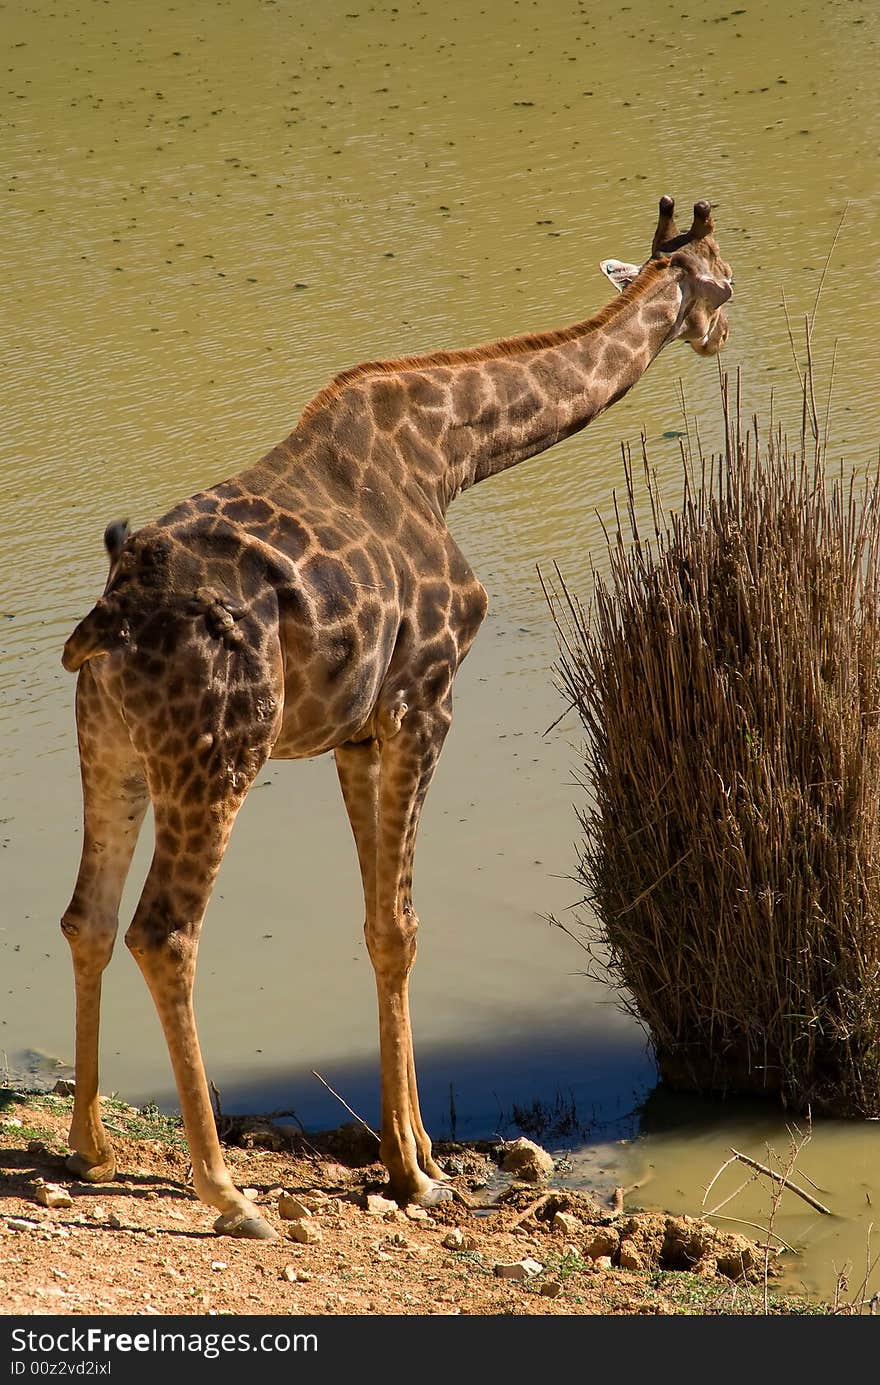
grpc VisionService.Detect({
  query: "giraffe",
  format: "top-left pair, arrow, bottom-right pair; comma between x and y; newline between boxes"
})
60,196 -> 733,1239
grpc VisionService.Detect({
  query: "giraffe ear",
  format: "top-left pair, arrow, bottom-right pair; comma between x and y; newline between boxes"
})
599,259 -> 642,293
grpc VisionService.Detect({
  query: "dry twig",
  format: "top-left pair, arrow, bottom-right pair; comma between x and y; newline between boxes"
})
728,1149 -> 832,1216
311,1070 -> 379,1142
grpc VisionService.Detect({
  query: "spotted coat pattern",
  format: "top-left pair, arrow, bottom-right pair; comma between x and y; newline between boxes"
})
60,198 -> 733,1236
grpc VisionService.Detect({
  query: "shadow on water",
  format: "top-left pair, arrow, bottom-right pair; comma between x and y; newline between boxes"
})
633,1084 -> 800,1139
143,1026 -> 659,1149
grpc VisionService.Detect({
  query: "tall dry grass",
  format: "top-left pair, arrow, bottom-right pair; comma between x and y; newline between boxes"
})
548,356 -> 880,1116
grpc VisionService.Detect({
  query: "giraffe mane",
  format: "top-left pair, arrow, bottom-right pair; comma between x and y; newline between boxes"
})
299,256 -> 672,422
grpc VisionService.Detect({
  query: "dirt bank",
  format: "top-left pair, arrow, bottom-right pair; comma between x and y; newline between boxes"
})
0,1089 -> 825,1316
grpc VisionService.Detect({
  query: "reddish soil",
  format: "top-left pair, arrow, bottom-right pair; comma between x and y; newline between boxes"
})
0,1090 -> 816,1316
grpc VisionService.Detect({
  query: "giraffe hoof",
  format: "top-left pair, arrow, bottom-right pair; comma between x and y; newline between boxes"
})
412,1179 -> 455,1208
66,1152 -> 116,1183
213,1210 -> 278,1240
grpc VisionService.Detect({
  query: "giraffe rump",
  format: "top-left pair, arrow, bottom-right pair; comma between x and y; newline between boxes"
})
61,520 -> 135,672
62,521 -> 249,672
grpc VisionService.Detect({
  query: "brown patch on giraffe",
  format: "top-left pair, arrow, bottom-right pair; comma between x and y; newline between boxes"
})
301,553 -> 359,623
394,420 -> 443,475
313,525 -> 348,553
406,375 -> 447,409
415,581 -> 452,639
272,512 -> 313,558
222,496 -> 276,528
370,377 -> 408,431
356,599 -> 384,636
451,367 -> 486,424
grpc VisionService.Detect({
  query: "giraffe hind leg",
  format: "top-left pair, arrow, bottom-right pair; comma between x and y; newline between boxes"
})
124,799 -> 277,1239
62,665 -> 149,1182
119,642 -> 282,1239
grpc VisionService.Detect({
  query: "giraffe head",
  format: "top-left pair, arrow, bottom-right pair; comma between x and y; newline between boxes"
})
600,196 -> 733,356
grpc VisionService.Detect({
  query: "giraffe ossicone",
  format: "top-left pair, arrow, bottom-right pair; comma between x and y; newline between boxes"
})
60,196 -> 733,1238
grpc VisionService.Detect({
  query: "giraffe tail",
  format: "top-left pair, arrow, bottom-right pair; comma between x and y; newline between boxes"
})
61,519 -> 133,673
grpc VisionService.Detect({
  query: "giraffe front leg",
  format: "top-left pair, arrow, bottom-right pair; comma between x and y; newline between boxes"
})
370,703 -> 454,1206
373,952 -> 451,1203
62,667 -> 149,1183
337,736 -> 448,1194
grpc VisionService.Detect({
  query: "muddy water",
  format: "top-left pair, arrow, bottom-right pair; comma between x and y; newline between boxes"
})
2,0 -> 879,1298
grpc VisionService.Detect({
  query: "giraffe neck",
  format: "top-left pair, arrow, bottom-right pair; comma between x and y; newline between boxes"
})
297,262 -> 684,516
433,268 -> 683,509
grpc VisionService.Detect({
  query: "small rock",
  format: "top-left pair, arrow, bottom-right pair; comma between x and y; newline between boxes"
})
618,1244 -> 644,1271
593,1255 -> 613,1270
280,1265 -> 298,1283
278,1194 -> 312,1221
7,1219 -> 34,1233
363,1192 -> 398,1216
241,1188 -> 259,1200
322,1163 -> 351,1184
405,1205 -> 429,1221
540,1279 -> 563,1298
210,1261 -> 227,1271
286,1218 -> 322,1245
89,1205 -> 108,1221
106,1212 -> 123,1229
584,1228 -> 619,1260
500,1137 -> 555,1182
35,1185 -> 73,1210
53,1080 -> 76,1097
493,1257 -> 543,1280
552,1211 -> 582,1236
50,1268 -> 68,1281
442,1228 -> 464,1250
537,1193 -> 573,1221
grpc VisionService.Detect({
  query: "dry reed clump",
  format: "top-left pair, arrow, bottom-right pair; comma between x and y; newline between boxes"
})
548,368 -> 880,1117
